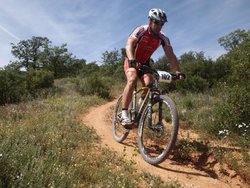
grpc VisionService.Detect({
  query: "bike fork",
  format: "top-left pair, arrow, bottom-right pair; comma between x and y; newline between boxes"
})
147,94 -> 163,130
147,92 -> 153,129
158,100 -> 163,123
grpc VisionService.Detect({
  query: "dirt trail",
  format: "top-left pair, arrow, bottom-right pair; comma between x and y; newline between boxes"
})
81,100 -> 247,188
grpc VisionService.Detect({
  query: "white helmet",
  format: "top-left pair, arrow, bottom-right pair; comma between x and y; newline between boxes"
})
148,8 -> 167,23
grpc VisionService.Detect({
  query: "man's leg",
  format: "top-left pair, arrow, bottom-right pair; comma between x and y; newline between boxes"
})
122,69 -> 137,109
121,58 -> 138,126
121,68 -> 137,126
140,73 -> 153,94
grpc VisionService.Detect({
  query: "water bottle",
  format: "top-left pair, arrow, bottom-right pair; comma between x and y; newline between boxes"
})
157,71 -> 172,83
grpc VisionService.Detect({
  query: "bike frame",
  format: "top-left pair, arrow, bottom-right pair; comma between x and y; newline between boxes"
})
129,76 -> 162,129
112,66 -> 182,164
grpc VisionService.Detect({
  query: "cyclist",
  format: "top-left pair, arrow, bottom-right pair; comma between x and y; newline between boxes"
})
121,8 -> 185,126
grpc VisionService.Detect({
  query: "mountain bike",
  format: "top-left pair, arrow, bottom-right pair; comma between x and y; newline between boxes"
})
112,65 -> 184,165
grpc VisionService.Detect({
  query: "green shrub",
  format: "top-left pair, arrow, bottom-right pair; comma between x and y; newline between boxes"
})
26,70 -> 54,93
210,85 -> 250,142
75,74 -> 110,99
175,75 -> 209,93
0,69 -> 26,104
0,69 -> 54,105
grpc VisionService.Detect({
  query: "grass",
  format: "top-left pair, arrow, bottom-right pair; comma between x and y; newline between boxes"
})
2,77 -> 248,187
0,78 -> 183,188
0,92 -> 103,187
142,172 -> 186,188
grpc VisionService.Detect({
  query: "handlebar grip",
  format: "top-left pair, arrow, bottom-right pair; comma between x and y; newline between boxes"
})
176,73 -> 186,79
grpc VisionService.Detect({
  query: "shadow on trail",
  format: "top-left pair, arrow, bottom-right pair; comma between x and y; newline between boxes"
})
154,164 -> 211,178
120,137 -> 221,178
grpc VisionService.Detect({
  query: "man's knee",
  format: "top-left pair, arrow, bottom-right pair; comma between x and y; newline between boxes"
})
141,74 -> 153,86
127,75 -> 137,85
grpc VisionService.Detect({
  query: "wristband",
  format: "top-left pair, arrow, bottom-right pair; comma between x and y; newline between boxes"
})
128,60 -> 139,68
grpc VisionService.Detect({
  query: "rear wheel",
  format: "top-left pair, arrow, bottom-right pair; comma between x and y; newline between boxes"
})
138,95 -> 178,165
112,95 -> 130,142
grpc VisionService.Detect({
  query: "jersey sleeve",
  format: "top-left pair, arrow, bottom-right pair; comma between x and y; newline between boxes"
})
159,32 -> 171,47
129,25 -> 147,40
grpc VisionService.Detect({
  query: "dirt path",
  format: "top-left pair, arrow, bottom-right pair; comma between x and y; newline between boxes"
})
81,100 -> 247,188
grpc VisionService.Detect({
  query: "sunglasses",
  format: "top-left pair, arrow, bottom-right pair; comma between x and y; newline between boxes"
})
152,19 -> 165,26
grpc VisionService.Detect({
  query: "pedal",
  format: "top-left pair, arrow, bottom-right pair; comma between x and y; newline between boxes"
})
122,122 -> 134,130
123,124 -> 133,130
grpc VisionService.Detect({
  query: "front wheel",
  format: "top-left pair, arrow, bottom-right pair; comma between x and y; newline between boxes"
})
138,95 -> 178,165
112,95 -> 130,143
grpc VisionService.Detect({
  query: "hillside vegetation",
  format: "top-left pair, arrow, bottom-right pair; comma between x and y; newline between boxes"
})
0,79 -> 188,187
0,29 -> 249,186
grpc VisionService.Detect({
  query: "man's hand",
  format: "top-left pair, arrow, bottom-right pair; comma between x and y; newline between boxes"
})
176,72 -> 186,80
128,60 -> 140,69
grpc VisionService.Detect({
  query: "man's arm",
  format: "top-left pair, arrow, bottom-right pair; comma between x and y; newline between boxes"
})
163,45 -> 181,73
125,36 -> 137,60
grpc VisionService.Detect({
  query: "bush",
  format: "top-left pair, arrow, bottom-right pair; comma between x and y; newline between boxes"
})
175,75 -> 209,93
210,85 -> 250,141
26,70 -> 54,93
0,69 -> 26,105
75,74 -> 110,99
0,69 -> 55,105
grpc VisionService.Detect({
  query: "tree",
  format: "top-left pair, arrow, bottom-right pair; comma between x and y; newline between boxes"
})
179,51 -> 206,64
100,49 -> 121,76
153,56 -> 170,71
81,62 -> 100,76
179,51 -> 216,89
11,37 -> 87,78
11,37 -> 51,70
67,59 -> 87,77
218,29 -> 250,51
41,44 -> 72,78
217,29 -> 250,84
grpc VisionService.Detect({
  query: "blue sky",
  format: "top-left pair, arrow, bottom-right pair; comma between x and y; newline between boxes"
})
0,0 -> 250,68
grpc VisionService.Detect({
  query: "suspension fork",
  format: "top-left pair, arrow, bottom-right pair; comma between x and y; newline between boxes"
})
147,91 -> 153,129
158,99 -> 163,124
147,91 -> 163,129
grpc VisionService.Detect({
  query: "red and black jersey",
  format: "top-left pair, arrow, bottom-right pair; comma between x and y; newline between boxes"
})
129,25 -> 172,64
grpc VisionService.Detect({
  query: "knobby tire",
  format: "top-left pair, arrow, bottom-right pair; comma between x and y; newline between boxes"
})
138,95 -> 179,165
112,95 -> 130,143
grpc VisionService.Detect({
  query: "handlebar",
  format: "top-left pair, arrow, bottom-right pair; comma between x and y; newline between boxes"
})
138,65 -> 185,81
